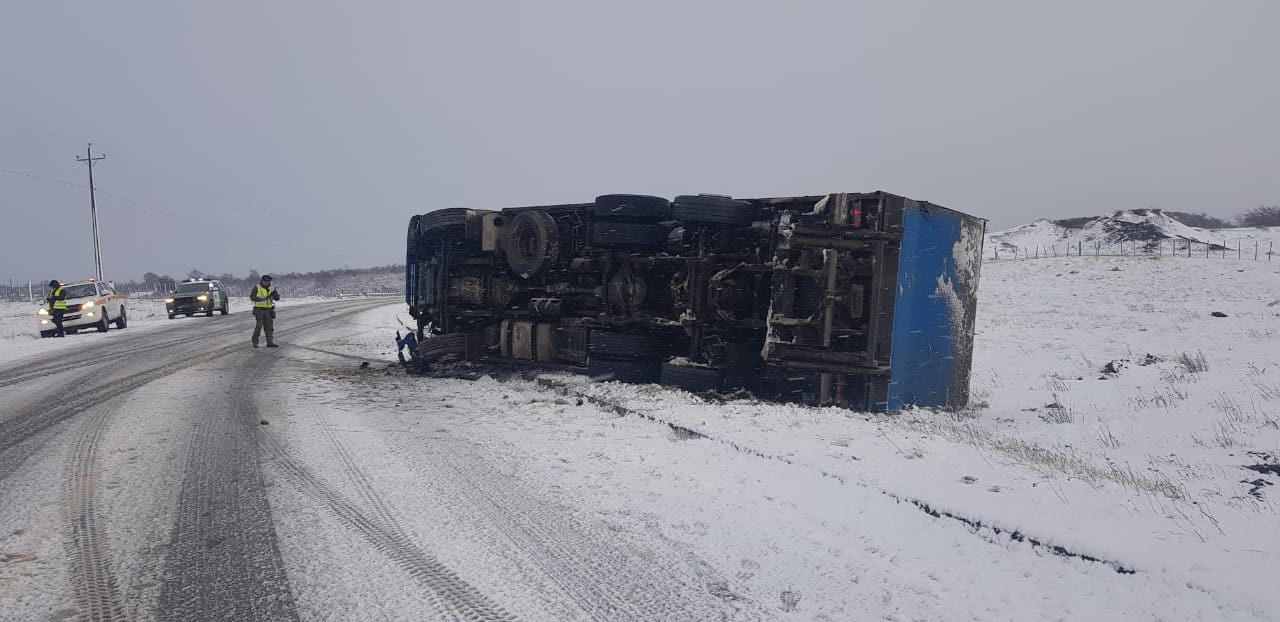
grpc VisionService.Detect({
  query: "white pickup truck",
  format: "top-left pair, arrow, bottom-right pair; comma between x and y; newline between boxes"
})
37,280 -> 129,337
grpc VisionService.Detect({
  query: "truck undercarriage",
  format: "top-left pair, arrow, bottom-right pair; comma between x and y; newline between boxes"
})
405,192 -> 983,411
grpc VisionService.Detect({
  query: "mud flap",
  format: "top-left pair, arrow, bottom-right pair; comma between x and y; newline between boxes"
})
395,331 -> 418,367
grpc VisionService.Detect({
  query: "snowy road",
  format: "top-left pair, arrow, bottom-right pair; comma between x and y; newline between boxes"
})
0,297 -> 1274,621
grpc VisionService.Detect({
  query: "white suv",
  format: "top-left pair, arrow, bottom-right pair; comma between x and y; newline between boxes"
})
37,281 -> 129,337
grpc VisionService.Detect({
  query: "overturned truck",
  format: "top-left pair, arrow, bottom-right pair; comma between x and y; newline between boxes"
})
403,192 -> 984,411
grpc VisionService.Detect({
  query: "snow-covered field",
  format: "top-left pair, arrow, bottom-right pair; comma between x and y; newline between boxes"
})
295,254 -> 1280,619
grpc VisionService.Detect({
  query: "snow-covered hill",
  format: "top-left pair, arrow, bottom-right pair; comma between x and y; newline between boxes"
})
987,209 -> 1280,258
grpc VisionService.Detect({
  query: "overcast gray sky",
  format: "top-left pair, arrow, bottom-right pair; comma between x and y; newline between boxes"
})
2,1 -> 1277,284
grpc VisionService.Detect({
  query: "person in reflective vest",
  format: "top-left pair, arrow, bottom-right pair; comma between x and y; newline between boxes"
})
46,279 -> 67,337
249,274 -> 281,348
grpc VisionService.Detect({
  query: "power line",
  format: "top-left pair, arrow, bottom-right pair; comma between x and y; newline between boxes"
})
1,163 -> 361,261
92,188 -> 365,261
0,166 -> 88,189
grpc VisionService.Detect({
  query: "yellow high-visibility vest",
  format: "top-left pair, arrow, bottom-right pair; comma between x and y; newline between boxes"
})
253,285 -> 275,309
50,287 -> 67,311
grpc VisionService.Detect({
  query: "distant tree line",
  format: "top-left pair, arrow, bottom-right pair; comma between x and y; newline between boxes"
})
1168,206 -> 1280,228
127,263 -> 404,294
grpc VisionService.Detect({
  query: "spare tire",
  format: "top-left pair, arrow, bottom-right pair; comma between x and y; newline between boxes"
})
660,361 -> 726,393
672,195 -> 759,226
594,194 -> 670,221
504,210 -> 560,278
590,222 -> 668,248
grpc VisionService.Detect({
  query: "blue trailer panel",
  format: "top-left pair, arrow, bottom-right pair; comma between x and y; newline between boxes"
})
887,204 -> 985,411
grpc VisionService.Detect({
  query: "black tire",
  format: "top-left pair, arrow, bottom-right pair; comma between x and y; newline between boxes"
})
588,331 -> 675,359
587,356 -> 660,384
40,330 -> 54,338
168,314 -> 175,320
417,332 -> 471,364
672,195 -> 759,226
504,210 -> 560,278
114,308 -> 127,329
419,208 -> 468,234
590,222 -> 668,248
660,361 -> 726,393
220,301 -> 229,315
594,194 -> 670,221
97,313 -> 110,333
206,306 -> 214,317
407,213 -> 421,253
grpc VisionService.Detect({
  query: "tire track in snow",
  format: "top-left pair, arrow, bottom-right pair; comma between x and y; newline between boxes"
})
155,356 -> 300,622
0,302 -> 387,484
0,324 -> 241,389
259,360 -> 518,622
61,406 -> 128,622
534,376 -> 1141,575
411,432 -> 765,622
430,442 -> 752,622
0,301 -> 388,621
0,352 -> 229,484
319,372 -> 764,622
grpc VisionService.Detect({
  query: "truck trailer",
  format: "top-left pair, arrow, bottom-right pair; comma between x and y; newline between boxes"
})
403,192 -> 984,411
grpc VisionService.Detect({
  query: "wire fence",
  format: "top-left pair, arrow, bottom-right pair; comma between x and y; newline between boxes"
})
988,238 -> 1279,262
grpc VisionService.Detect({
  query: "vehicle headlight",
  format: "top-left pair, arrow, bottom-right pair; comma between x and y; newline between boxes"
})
82,300 -> 95,309
197,294 -> 209,301
165,298 -> 175,303
38,308 -> 49,316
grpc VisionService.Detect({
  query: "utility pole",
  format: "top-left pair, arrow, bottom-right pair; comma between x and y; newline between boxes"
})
76,144 -> 107,281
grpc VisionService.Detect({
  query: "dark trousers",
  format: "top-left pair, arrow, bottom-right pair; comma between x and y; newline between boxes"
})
51,310 -> 66,337
252,308 -> 275,345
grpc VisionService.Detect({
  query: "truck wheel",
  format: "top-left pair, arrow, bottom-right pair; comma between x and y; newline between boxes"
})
206,305 -> 214,317
220,301 -> 229,315
672,195 -> 759,226
40,330 -> 54,338
587,356 -> 660,384
114,308 -> 127,329
417,332 -> 471,364
168,314 -> 175,320
504,210 -> 560,279
594,194 -> 670,221
660,361 -> 725,393
590,223 -> 668,248
419,208 -> 469,233
588,330 -> 675,359
97,313 -> 110,333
